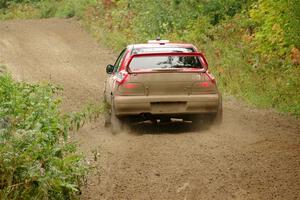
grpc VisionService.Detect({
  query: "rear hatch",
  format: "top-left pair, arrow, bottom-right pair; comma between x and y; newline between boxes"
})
116,52 -> 217,96
124,72 -> 212,96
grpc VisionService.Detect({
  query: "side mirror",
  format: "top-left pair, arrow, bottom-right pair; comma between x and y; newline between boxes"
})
106,64 -> 114,74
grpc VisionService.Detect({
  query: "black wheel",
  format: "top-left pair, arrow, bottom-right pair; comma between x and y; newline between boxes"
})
103,96 -> 111,128
213,99 -> 223,125
213,107 -> 223,125
110,102 -> 123,134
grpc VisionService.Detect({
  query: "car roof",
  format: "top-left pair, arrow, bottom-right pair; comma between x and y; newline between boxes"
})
129,43 -> 196,49
127,43 -> 199,55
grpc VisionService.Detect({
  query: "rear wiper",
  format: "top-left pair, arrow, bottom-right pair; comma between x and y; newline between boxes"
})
171,65 -> 200,68
170,67 -> 206,72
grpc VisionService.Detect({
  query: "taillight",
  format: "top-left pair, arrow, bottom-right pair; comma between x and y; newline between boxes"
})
192,73 -> 217,94
198,81 -> 211,88
114,70 -> 145,95
123,83 -> 138,89
117,82 -> 145,96
114,70 -> 128,84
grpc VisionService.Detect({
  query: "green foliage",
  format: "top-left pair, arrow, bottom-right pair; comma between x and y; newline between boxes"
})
286,1 -> 300,49
66,103 -> 105,132
249,0 -> 300,58
38,0 -> 58,18
0,2 -> 39,20
198,0 -> 251,25
0,0 -> 97,19
0,73 -> 88,199
0,0 -> 42,10
51,0 -> 97,19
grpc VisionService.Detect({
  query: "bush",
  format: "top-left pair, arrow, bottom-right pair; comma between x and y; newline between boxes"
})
249,0 -> 300,59
0,73 -> 86,199
55,0 -> 97,18
0,0 -> 97,19
0,2 -> 39,20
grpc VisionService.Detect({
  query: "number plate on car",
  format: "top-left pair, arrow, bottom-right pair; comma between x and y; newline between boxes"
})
151,102 -> 186,113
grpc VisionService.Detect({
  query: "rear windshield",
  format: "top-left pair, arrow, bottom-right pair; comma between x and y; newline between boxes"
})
129,55 -> 204,72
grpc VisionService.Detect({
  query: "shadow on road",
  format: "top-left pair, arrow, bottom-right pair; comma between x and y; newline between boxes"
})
127,121 -> 210,135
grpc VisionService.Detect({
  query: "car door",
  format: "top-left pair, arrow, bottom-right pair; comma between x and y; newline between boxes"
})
105,48 -> 127,104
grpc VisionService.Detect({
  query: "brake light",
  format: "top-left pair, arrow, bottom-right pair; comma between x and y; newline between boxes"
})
123,83 -> 138,89
192,73 -> 217,94
198,81 -> 211,88
117,82 -> 145,96
114,70 -> 128,84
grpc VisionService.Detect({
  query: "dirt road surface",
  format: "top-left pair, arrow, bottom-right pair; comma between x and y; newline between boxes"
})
0,19 -> 299,200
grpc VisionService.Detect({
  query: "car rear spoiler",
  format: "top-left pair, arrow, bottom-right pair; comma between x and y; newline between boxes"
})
125,52 -> 208,72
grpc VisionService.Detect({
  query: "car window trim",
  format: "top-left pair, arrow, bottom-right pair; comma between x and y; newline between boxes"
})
126,52 -> 208,73
113,48 -> 127,73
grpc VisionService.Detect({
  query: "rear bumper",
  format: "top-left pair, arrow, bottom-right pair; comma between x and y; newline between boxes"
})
114,94 -> 220,116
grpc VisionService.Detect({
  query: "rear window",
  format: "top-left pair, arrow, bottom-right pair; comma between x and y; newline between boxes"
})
129,55 -> 204,72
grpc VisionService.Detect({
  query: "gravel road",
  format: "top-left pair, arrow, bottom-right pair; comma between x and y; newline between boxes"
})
0,19 -> 299,200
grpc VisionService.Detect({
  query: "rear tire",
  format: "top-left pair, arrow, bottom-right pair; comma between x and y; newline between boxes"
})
110,102 -> 123,134
213,99 -> 223,126
103,97 -> 111,128
192,106 -> 222,129
213,107 -> 223,125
